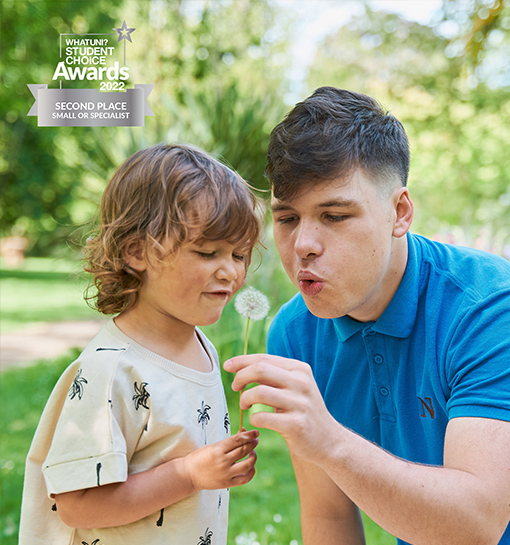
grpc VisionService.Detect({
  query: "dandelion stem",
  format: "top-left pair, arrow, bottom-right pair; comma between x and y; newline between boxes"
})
239,317 -> 250,433
243,317 -> 250,356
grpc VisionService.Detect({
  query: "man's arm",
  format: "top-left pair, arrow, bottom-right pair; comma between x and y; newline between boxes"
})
291,453 -> 365,545
225,355 -> 510,545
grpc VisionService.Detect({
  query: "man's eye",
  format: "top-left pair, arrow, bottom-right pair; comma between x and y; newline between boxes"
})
277,216 -> 296,225
325,214 -> 349,222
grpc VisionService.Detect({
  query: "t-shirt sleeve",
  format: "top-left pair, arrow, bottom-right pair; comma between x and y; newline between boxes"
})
446,289 -> 510,421
42,351 -> 149,495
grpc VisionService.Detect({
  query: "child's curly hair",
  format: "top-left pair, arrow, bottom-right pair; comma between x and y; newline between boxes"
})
85,143 -> 262,315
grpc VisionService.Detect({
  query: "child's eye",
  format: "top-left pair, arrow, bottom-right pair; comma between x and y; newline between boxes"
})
196,251 -> 215,259
233,253 -> 246,262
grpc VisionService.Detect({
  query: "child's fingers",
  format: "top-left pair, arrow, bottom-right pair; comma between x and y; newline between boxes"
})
233,450 -> 257,474
222,430 -> 259,454
225,435 -> 259,463
230,439 -> 258,464
229,451 -> 257,486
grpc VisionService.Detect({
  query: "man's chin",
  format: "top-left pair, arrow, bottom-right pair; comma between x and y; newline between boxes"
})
301,297 -> 346,320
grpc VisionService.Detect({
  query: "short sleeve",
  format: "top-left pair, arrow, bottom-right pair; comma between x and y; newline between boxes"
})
42,350 -> 148,495
446,289 -> 510,422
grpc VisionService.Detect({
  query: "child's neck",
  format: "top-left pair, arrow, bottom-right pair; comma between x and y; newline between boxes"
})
114,307 -> 212,373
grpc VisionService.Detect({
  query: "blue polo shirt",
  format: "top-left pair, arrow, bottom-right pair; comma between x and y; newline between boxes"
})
267,233 -> 510,544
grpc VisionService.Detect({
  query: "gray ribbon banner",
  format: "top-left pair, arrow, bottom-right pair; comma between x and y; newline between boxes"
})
27,84 -> 154,127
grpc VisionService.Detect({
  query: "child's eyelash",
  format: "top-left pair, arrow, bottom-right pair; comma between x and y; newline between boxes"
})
196,251 -> 246,261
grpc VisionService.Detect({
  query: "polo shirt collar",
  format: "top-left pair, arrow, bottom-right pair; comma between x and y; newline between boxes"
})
333,233 -> 421,341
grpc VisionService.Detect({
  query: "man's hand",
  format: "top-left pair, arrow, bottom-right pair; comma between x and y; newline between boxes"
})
225,354 -> 510,545
224,354 -> 339,463
184,429 -> 259,491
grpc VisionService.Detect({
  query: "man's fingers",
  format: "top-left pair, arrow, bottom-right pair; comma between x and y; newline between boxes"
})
240,384 -> 295,413
226,355 -> 310,393
225,353 -> 304,374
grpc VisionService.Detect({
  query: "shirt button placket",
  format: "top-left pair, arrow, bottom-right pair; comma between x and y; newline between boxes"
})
363,330 -> 396,422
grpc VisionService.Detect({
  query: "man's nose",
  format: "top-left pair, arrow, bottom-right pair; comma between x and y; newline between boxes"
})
294,222 -> 323,259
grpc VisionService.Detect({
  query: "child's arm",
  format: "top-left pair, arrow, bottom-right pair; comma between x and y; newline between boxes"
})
54,429 -> 258,529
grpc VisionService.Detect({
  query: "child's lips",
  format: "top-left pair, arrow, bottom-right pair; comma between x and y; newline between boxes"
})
205,290 -> 232,299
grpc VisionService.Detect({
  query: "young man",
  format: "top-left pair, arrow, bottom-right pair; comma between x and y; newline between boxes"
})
225,87 -> 510,545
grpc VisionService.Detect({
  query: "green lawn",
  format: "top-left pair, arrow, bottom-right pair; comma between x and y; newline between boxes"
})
0,257 -> 396,544
0,257 -> 101,331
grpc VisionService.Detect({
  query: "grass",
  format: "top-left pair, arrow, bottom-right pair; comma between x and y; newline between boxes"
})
0,257 -> 101,331
0,254 -> 396,544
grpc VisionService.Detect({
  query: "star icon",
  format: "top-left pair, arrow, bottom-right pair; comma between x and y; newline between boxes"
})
113,20 -> 136,43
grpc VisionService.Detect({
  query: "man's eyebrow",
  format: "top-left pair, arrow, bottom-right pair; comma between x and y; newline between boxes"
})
271,202 -> 293,213
271,199 -> 358,212
316,199 -> 358,208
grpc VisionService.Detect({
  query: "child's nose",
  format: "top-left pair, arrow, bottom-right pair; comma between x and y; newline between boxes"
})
216,258 -> 238,281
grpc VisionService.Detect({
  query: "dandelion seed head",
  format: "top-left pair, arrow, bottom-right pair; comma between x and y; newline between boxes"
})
234,287 -> 270,321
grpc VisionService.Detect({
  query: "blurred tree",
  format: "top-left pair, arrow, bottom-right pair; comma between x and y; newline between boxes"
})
441,0 -> 509,84
79,0 -> 289,190
0,0 -> 290,256
0,0 -> 124,254
306,3 -> 510,251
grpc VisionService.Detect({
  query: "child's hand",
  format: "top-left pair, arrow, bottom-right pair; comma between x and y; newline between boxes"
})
184,429 -> 259,492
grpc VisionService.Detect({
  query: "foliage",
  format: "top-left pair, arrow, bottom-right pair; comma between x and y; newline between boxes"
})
162,84 -> 285,189
0,0 -> 125,253
0,0 -> 290,255
306,3 -> 510,250
441,0 -> 510,83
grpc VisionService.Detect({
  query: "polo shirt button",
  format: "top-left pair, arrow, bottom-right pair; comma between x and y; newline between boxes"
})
374,354 -> 384,364
380,387 -> 389,396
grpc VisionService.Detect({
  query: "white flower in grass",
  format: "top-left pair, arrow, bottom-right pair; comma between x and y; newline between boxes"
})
234,287 -> 270,321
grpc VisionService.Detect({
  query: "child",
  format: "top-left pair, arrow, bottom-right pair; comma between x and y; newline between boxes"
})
19,144 -> 261,545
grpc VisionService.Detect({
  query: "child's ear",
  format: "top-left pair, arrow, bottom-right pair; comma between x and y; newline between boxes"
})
123,241 -> 147,273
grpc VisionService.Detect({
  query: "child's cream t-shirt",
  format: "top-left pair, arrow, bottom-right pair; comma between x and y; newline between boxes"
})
19,319 -> 231,545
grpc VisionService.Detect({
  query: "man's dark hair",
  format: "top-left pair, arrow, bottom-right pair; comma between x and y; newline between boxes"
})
266,87 -> 410,200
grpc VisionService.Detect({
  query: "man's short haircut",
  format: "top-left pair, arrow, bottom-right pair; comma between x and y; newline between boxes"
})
266,87 -> 410,200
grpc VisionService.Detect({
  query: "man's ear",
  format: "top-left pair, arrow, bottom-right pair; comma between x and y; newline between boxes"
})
392,187 -> 414,239
123,241 -> 147,273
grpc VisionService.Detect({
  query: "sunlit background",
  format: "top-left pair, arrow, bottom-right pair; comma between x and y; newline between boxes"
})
1,1 -> 509,544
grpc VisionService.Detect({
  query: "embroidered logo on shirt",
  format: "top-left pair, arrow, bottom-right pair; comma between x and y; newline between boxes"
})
418,396 -> 435,419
